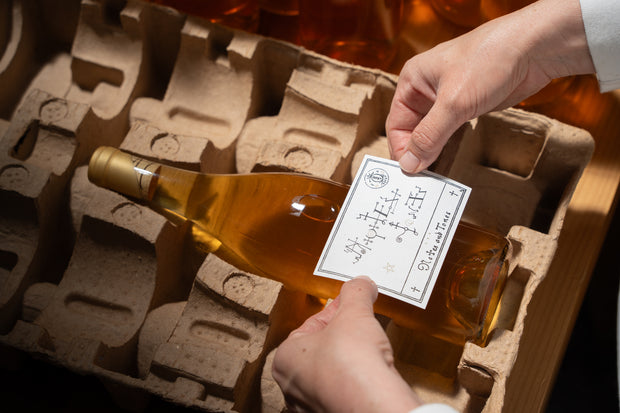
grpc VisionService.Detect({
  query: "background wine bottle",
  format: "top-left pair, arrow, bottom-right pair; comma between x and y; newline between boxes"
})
88,146 -> 510,346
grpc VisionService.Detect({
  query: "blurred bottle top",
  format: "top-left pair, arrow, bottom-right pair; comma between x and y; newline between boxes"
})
297,0 -> 404,71
150,0 -> 260,32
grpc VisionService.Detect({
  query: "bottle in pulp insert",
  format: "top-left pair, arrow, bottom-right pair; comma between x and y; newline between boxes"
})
88,146 -> 510,346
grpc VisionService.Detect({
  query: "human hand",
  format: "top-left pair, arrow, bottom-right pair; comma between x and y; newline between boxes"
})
386,0 -> 595,173
272,276 -> 422,413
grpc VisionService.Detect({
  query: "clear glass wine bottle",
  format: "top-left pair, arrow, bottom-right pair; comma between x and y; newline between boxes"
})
88,146 -> 510,346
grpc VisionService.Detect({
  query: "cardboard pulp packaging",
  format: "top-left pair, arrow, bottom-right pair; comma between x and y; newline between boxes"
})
0,1 -> 594,412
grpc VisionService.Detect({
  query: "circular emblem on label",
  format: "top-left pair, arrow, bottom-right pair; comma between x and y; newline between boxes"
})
364,168 -> 389,189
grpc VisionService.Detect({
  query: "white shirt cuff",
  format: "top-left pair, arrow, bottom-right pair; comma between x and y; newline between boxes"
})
580,0 -> 620,92
409,403 -> 460,413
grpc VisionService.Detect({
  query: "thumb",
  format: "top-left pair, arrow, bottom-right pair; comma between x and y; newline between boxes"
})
399,101 -> 465,174
336,276 -> 379,318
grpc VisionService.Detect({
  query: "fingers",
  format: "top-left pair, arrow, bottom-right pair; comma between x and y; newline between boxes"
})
289,276 -> 378,339
388,101 -> 465,174
385,62 -> 435,163
271,276 -> 379,398
386,57 -> 466,174
399,99 -> 465,173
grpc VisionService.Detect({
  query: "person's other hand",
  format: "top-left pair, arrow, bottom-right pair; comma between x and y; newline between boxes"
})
272,276 -> 422,413
386,0 -> 595,173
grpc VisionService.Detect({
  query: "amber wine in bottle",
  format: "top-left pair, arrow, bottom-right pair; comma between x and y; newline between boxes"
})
88,146 -> 510,346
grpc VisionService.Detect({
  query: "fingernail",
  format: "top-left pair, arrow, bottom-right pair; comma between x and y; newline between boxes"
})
399,151 -> 420,173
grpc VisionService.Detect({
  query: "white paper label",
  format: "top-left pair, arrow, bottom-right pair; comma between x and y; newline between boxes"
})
314,155 -> 471,309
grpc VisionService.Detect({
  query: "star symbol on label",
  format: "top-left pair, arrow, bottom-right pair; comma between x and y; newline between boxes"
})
383,263 -> 395,273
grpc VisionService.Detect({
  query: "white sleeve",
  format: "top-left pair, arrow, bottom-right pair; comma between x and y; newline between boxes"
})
409,404 -> 460,413
579,0 -> 620,92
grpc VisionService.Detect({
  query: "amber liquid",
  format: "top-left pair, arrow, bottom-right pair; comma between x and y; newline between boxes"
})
430,0 -> 485,28
88,147 -> 509,346
297,0 -> 403,70
259,0 -> 298,14
431,0 -> 535,27
479,0 -> 534,20
150,0 -> 259,31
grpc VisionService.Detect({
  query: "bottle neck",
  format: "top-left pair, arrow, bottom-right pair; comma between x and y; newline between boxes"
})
88,146 -> 161,202
88,146 -> 205,230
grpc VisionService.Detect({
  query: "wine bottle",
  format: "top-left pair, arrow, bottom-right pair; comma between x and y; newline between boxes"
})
88,146 -> 510,346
